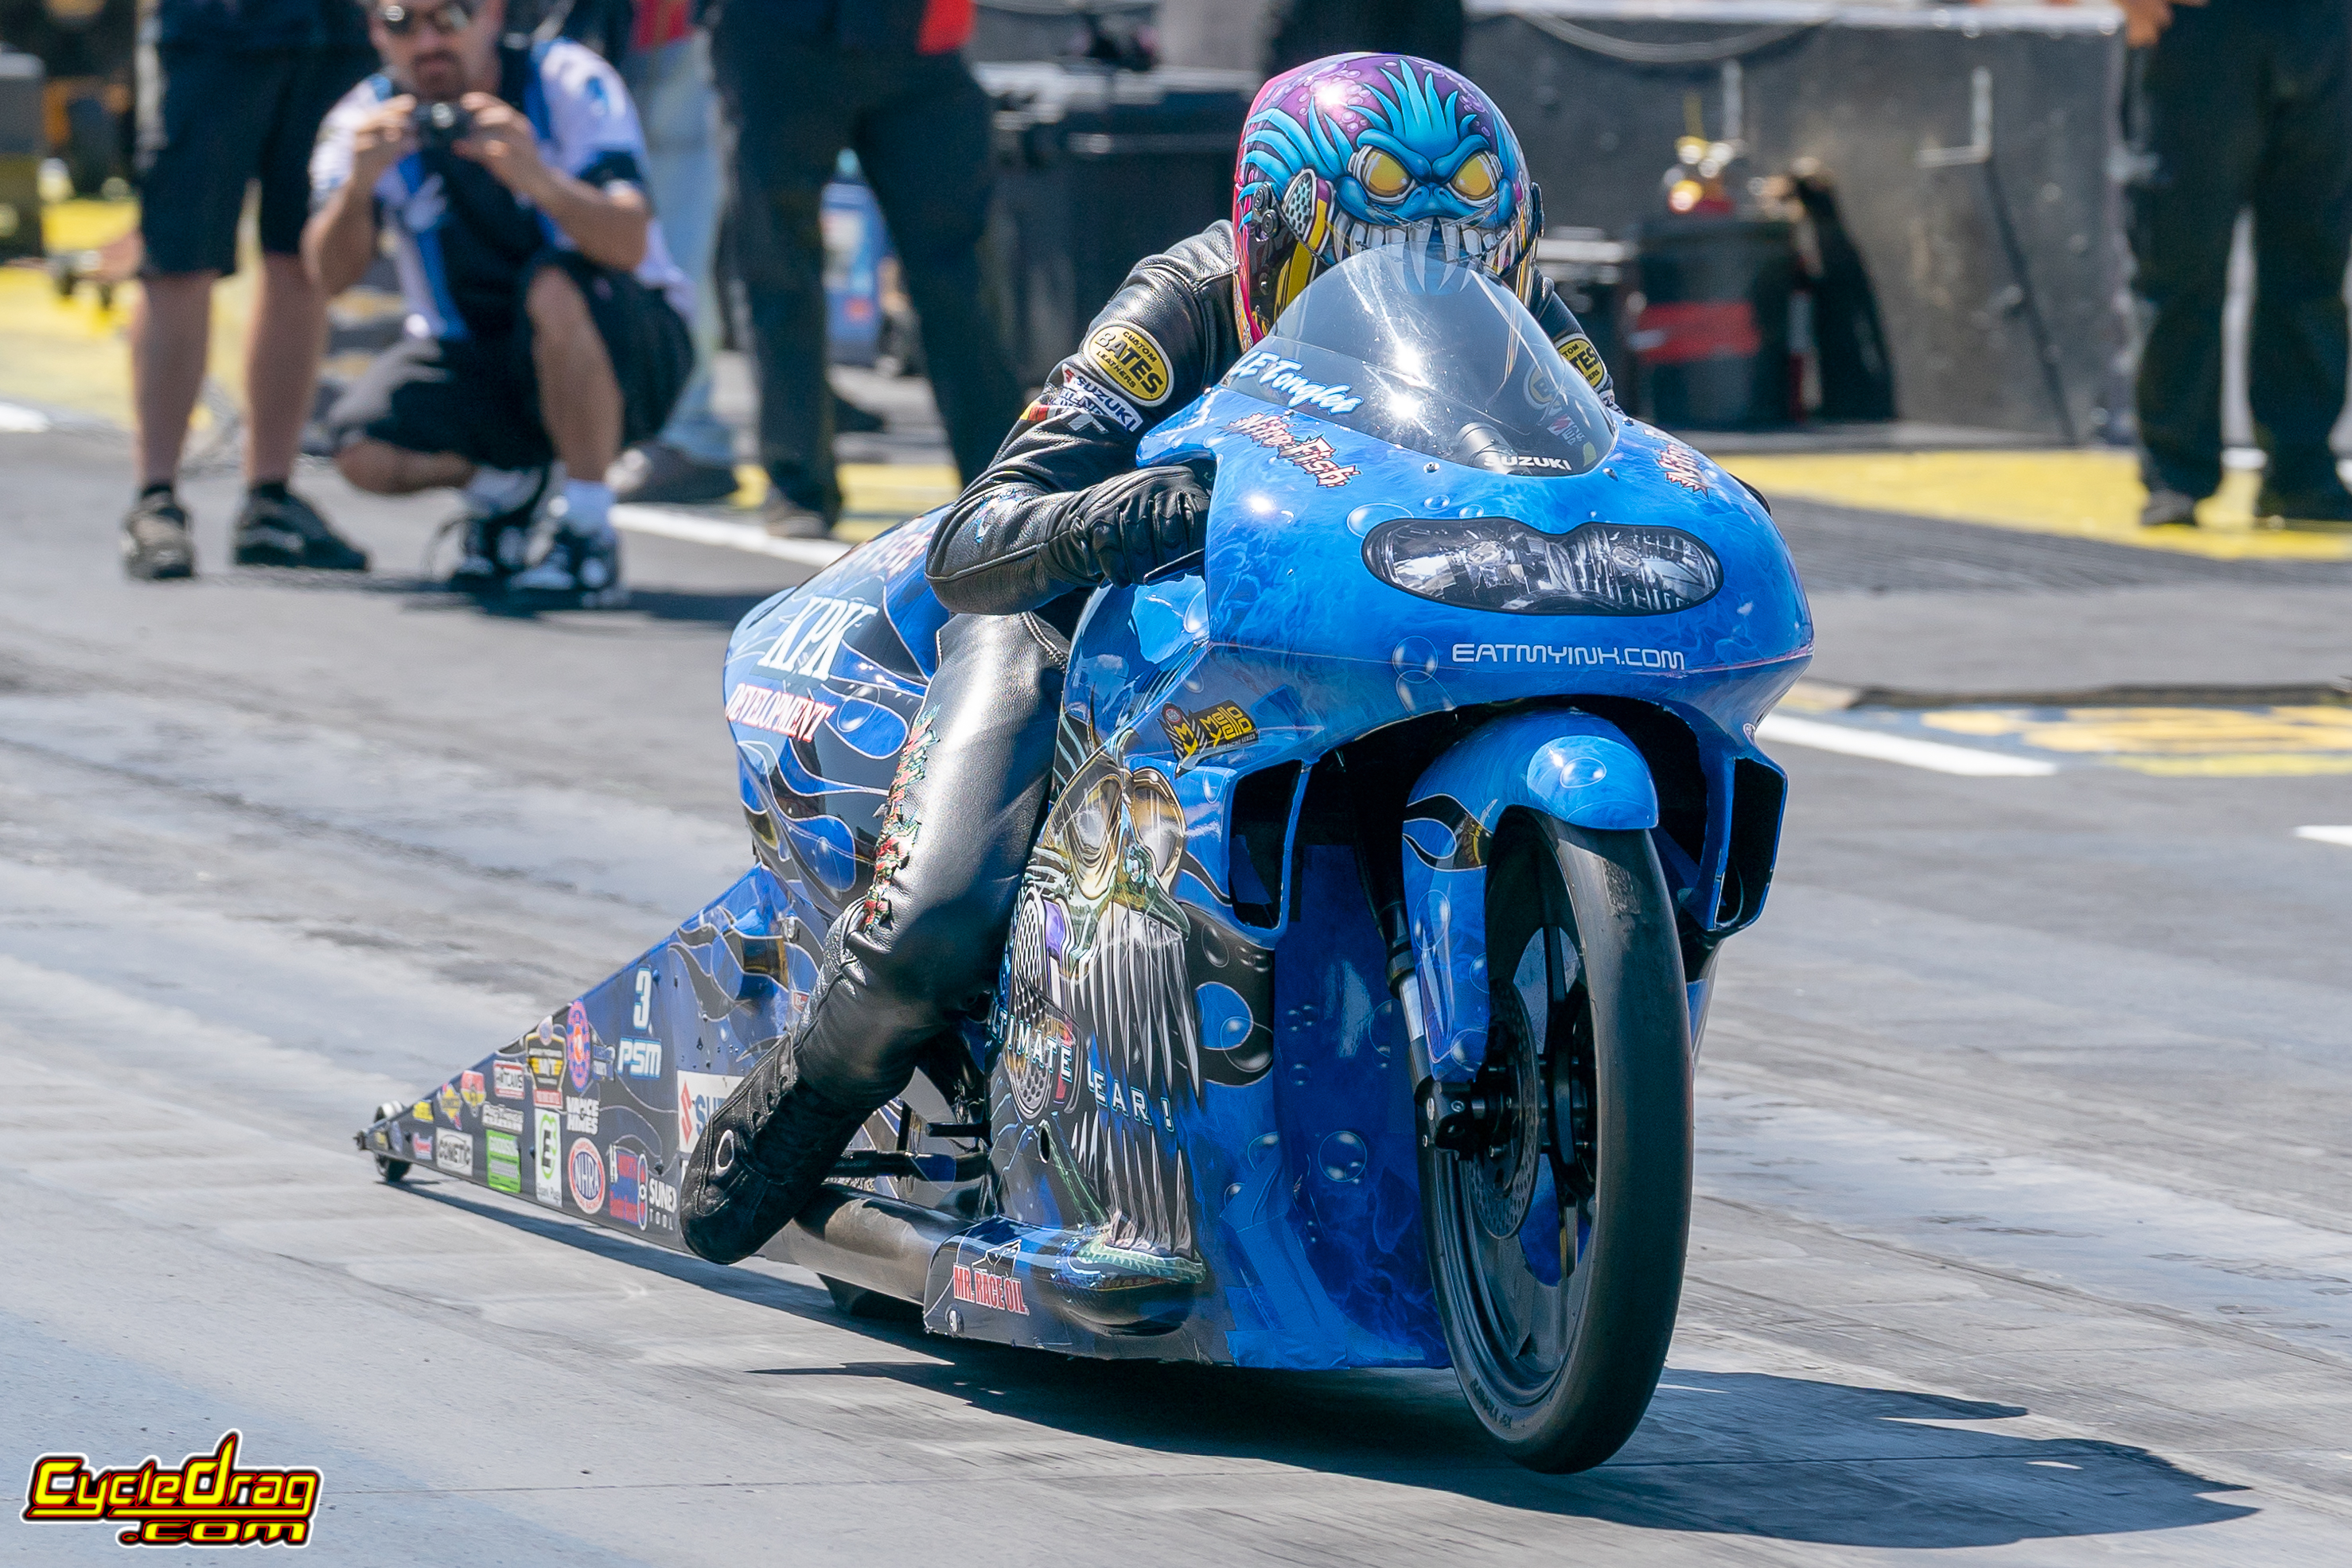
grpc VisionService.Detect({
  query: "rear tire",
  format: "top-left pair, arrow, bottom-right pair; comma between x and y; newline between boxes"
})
1419,811 -> 1693,1473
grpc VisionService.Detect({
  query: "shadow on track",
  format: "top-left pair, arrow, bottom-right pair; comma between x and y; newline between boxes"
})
403,1174 -> 2253,1550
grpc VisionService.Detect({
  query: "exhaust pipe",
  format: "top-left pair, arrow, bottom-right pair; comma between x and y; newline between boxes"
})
771,1186 -> 966,1305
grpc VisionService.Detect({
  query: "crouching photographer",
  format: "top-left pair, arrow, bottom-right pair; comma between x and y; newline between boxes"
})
304,0 -> 693,605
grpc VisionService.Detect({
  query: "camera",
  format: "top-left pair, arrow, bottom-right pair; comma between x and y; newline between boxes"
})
412,99 -> 472,150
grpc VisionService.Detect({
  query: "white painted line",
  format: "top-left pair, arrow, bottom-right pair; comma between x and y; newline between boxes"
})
1757,713 -> 2060,776
0,403 -> 54,434
611,504 -> 851,568
2295,826 -> 2352,849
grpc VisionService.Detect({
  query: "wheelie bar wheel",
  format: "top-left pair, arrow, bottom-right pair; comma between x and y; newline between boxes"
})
1419,811 -> 1695,1473
372,1100 -> 411,1183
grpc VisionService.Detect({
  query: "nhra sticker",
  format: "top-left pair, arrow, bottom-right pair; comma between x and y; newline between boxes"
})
533,1108 -> 563,1207
485,1130 -> 522,1194
492,1061 -> 528,1100
677,1072 -> 742,1154
435,1129 -> 473,1177
1162,700 -> 1256,761
1227,410 -> 1357,488
1657,444 -> 1708,493
481,1103 -> 524,1134
567,1135 -> 606,1215
1084,321 -> 1173,406
1557,333 -> 1608,391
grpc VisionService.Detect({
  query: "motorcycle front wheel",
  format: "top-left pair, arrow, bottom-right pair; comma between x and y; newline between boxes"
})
1419,811 -> 1694,1473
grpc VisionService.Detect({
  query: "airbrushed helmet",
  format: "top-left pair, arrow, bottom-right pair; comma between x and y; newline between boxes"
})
1233,53 -> 1540,347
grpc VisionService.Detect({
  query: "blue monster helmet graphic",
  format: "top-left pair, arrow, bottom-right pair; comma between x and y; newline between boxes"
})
1232,53 -> 1539,344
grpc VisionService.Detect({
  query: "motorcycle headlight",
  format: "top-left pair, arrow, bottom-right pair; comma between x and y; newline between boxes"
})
1362,516 -> 1722,617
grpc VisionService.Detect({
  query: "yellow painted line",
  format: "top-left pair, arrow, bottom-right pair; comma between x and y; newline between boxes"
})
1922,704 -> 2352,755
1726,449 -> 2352,561
724,462 -> 961,543
42,196 -> 139,254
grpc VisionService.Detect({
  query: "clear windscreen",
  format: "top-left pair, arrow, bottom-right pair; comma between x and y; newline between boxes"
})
1220,245 -> 1617,478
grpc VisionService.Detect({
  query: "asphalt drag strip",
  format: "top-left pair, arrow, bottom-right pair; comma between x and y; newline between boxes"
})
2,438 -> 2349,1563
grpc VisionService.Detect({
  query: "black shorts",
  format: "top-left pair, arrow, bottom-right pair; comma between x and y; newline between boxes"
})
323,254 -> 695,471
137,44 -> 375,275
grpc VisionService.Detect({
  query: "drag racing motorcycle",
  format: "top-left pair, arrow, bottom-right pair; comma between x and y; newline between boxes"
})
359,246 -> 1812,1473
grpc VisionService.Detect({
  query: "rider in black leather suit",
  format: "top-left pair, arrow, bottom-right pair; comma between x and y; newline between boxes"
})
679,53 -> 1616,1266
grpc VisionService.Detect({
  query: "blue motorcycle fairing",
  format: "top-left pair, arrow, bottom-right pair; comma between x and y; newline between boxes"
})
1399,710 -> 1666,1084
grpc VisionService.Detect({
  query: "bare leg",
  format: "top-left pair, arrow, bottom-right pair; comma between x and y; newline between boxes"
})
335,440 -> 473,495
130,271 -> 217,488
526,266 -> 622,481
244,253 -> 330,486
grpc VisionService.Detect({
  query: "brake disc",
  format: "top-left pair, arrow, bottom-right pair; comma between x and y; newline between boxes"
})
1465,984 -> 1544,1240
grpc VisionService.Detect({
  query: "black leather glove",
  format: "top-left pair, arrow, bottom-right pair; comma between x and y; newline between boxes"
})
1048,465 -> 1212,587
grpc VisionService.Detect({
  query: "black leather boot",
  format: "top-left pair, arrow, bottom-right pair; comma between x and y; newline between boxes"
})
678,1033 -> 872,1266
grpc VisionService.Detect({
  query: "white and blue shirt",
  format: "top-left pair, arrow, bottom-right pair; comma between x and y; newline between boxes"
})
312,39 -> 693,342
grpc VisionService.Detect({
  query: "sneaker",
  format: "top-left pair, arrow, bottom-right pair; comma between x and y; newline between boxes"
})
609,440 -> 739,506
438,470 -> 551,592
122,490 -> 196,580
504,522 -> 628,608
2139,488 -> 2199,528
761,494 -> 835,539
234,488 -> 368,570
2253,483 -> 2352,527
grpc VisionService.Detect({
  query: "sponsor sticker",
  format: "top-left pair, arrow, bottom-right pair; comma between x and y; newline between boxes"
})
485,1130 -> 522,1194
566,1095 -> 600,1134
1084,321 -> 1173,406
434,1129 -> 473,1176
22,1431 -> 321,1547
458,1070 -> 485,1114
481,1103 -> 524,1134
533,1109 -> 563,1208
648,1176 -> 678,1230
409,1128 -> 433,1163
534,1085 -> 563,1108
492,1061 -> 528,1100
1050,368 -> 1145,434
1557,333 -> 1609,391
608,1145 -> 648,1228
1226,410 -> 1357,488
677,1072 -> 742,1154
724,682 -> 835,743
950,1262 -> 1028,1316
1162,699 -> 1256,761
437,1082 -> 465,1126
565,1002 -> 594,1092
1451,642 -> 1687,670
1229,348 -> 1364,416
1657,443 -> 1708,492
411,1100 -> 433,1121
757,594 -> 881,680
617,1037 -> 662,1080
567,1135 -> 606,1215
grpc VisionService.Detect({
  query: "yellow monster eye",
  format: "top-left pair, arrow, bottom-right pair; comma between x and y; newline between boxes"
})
1451,153 -> 1500,204
1353,147 -> 1411,204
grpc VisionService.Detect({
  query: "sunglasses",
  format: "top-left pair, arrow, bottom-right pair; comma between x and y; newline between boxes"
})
376,0 -> 473,36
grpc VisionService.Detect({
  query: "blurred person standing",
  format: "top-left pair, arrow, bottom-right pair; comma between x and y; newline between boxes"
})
2124,0 -> 2352,527
120,0 -> 379,578
1266,0 -> 1462,73
606,0 -> 739,504
707,0 -> 1020,538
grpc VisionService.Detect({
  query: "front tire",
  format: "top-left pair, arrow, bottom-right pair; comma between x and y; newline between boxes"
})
1419,811 -> 1694,1473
